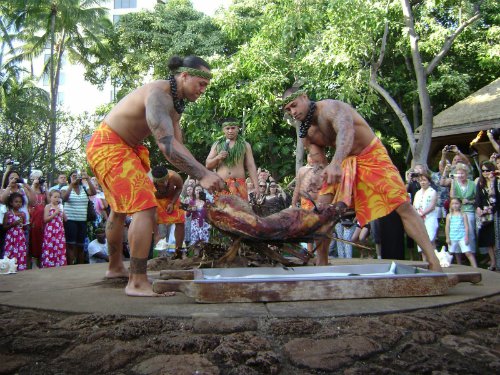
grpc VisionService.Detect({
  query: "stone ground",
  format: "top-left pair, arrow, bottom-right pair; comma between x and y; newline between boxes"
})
1,293 -> 499,375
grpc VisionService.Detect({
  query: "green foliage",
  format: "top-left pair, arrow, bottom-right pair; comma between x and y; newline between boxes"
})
89,0 -> 228,98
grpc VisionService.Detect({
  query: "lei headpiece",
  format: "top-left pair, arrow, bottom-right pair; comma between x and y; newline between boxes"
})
174,67 -> 213,80
152,171 -> 169,184
222,121 -> 240,128
281,89 -> 306,107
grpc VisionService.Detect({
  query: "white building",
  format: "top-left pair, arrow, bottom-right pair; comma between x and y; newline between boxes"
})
32,0 -> 158,115
29,0 -> 228,115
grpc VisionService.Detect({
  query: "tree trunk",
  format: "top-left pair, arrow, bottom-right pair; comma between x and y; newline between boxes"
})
48,5 -> 57,185
401,0 -> 432,166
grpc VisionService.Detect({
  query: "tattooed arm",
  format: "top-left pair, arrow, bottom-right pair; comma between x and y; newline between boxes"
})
321,101 -> 355,184
145,87 -> 207,181
329,101 -> 355,165
145,87 -> 225,192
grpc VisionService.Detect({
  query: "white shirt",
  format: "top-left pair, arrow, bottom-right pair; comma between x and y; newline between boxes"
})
87,239 -> 108,264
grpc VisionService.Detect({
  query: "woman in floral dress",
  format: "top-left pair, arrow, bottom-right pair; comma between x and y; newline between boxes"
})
3,192 -> 28,271
41,190 -> 67,268
187,185 -> 210,244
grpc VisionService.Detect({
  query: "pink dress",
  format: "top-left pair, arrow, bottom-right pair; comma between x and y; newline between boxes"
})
41,207 -> 67,268
4,210 -> 28,271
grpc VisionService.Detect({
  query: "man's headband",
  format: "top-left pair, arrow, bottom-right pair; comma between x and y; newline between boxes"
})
222,121 -> 240,128
281,89 -> 306,107
173,67 -> 213,80
152,172 -> 169,184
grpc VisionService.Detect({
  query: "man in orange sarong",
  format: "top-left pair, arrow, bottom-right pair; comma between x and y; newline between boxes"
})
282,88 -> 442,271
152,165 -> 185,259
205,118 -> 259,201
86,55 -> 225,297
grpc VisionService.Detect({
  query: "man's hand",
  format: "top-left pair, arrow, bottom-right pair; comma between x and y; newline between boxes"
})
218,151 -> 229,161
322,163 -> 342,184
198,171 -> 225,193
166,203 -> 174,214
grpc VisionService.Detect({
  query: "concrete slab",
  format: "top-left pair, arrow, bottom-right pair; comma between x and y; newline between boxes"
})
0,260 -> 498,318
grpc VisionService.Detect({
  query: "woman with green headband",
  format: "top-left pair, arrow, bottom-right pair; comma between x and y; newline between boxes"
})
85,55 -> 225,297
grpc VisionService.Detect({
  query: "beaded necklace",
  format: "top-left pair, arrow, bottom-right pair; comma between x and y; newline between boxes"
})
168,75 -> 185,114
299,101 -> 317,138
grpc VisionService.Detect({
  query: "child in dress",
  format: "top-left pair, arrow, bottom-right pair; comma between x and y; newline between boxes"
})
445,198 -> 477,267
2,192 -> 28,271
41,190 -> 67,268
413,173 -> 438,262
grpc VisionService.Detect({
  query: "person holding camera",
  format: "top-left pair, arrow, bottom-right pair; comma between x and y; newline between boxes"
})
28,170 -> 48,268
61,170 -> 96,265
439,145 -> 473,188
487,128 -> 500,154
475,160 -> 498,270
151,165 -> 186,259
1,167 -> 36,248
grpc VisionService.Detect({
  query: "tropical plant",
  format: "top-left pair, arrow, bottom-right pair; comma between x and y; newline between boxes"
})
4,0 -> 112,181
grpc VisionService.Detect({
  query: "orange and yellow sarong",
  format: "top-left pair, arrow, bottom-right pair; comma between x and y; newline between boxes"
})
156,197 -> 185,224
86,122 -> 157,214
319,137 -> 409,227
219,177 -> 247,200
300,197 -> 315,211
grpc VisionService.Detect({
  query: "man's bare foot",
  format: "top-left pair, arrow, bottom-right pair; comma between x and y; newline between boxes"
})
125,284 -> 175,297
428,260 -> 443,273
105,268 -> 129,279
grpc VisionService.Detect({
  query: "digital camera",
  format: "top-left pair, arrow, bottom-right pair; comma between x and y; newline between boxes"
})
410,172 -> 420,179
489,128 -> 500,140
6,159 -> 20,166
444,145 -> 453,152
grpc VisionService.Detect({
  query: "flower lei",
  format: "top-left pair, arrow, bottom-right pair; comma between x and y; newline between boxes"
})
299,101 -> 317,138
168,75 -> 185,114
215,136 -> 246,168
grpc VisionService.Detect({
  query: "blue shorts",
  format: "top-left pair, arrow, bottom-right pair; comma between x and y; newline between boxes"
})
64,220 -> 86,246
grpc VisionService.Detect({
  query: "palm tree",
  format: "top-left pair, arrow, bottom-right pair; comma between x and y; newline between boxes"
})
5,0 -> 111,181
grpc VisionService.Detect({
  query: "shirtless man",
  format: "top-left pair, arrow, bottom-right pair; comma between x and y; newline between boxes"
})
291,147 -> 327,259
282,87 -> 442,271
205,119 -> 259,200
151,165 -> 185,259
86,55 -> 225,296
292,146 -> 328,210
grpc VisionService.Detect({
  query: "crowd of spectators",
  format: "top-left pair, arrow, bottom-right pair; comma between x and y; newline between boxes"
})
2,133 -> 499,271
0,164 -> 108,270
406,146 -> 500,270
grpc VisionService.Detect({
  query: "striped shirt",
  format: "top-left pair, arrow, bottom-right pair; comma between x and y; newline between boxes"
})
61,186 -> 88,222
449,214 -> 466,241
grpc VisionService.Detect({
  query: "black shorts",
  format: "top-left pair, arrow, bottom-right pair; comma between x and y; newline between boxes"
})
64,220 -> 86,246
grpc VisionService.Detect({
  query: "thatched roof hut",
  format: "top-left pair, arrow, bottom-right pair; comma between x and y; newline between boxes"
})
416,77 -> 499,167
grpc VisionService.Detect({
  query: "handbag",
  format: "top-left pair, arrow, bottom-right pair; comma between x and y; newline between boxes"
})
82,186 -> 98,222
